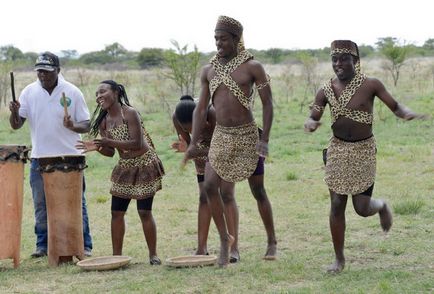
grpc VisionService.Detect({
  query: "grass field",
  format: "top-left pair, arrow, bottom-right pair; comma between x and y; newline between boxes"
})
0,59 -> 433,293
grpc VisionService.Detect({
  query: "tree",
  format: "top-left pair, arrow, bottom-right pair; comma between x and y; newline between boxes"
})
163,40 -> 201,96
296,51 -> 320,112
423,38 -> 434,50
137,48 -> 165,69
0,45 -> 24,61
104,42 -> 127,59
61,50 -> 79,59
23,52 -> 38,63
79,51 -> 112,64
79,43 -> 130,65
264,48 -> 285,64
59,50 -> 79,66
279,63 -> 295,103
358,45 -> 375,58
422,39 -> 434,56
0,61 -> 13,108
376,37 -> 410,86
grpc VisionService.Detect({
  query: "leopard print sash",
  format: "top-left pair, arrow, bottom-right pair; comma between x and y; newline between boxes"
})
323,73 -> 373,125
209,50 -> 254,109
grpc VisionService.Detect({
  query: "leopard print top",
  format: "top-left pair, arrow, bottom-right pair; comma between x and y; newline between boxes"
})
322,73 -> 373,125
209,50 -> 255,109
108,121 -> 155,152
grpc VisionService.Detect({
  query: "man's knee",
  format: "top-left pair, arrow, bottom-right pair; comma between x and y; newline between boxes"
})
34,205 -> 47,223
30,182 -> 46,209
204,181 -> 218,198
199,191 -> 208,204
220,190 -> 234,204
353,195 -> 372,217
330,206 -> 345,218
111,211 -> 125,221
353,204 -> 370,217
250,185 -> 267,201
330,198 -> 346,217
137,209 -> 152,220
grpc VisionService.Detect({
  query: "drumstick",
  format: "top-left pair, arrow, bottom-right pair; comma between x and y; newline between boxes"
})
10,72 -> 16,102
62,92 -> 68,117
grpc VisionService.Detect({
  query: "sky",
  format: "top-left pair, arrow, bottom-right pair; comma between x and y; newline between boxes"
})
1,0 -> 432,55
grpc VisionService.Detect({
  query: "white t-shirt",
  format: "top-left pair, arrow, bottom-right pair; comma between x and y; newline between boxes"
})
18,75 -> 90,158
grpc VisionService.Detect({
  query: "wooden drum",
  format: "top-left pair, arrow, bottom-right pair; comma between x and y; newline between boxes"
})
38,156 -> 87,266
0,145 -> 29,268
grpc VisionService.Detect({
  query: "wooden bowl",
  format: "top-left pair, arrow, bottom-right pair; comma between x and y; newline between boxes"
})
76,256 -> 132,271
165,255 -> 217,268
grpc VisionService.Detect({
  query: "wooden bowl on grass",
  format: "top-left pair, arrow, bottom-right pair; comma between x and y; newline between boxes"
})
76,256 -> 132,271
165,255 -> 217,268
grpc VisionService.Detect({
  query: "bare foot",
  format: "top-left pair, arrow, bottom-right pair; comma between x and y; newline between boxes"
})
263,242 -> 277,261
326,259 -> 345,274
230,249 -> 240,263
149,256 -> 161,265
195,249 -> 209,255
218,234 -> 234,268
379,202 -> 393,232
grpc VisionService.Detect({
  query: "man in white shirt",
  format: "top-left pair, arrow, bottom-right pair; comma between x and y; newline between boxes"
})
9,52 -> 93,257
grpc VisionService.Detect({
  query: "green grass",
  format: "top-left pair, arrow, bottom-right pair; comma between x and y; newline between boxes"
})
286,171 -> 298,181
0,64 -> 433,293
393,200 -> 425,215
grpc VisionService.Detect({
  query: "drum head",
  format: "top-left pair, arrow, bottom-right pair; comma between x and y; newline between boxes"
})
165,255 -> 217,268
0,145 -> 29,162
76,256 -> 131,271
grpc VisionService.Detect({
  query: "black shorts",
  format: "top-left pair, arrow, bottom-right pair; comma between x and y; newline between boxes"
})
111,196 -> 154,211
252,156 -> 265,176
197,174 -> 205,183
360,183 -> 374,197
198,156 -> 265,183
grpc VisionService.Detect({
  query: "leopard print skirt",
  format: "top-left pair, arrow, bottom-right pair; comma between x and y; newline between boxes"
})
209,121 -> 259,182
325,136 -> 376,195
193,139 -> 211,176
110,149 -> 165,199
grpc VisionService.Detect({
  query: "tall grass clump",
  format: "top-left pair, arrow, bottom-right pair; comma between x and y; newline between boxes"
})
393,199 -> 425,215
286,171 -> 298,181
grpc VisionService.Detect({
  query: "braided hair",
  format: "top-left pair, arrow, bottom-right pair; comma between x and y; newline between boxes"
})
89,80 -> 131,137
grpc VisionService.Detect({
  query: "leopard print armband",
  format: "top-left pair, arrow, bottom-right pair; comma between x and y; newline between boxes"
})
256,75 -> 271,90
309,103 -> 325,113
